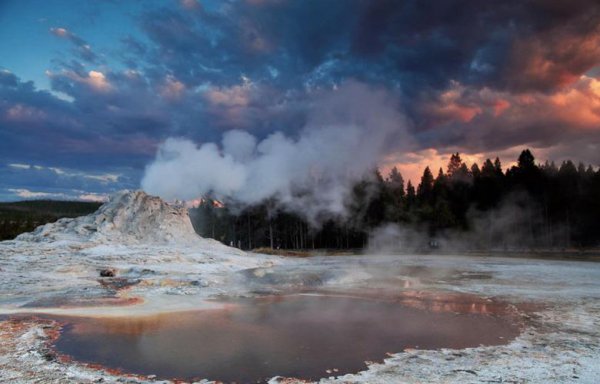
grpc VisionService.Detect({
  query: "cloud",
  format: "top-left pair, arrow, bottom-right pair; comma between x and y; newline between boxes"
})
204,81 -> 253,108
179,0 -> 201,11
498,1 -> 600,92
6,163 -> 121,184
130,0 -> 600,136
83,174 -> 120,183
6,188 -> 107,202
49,27 -> 69,38
76,192 -> 108,202
424,82 -> 483,124
0,72 -> 92,166
8,163 -> 31,170
4,1 -> 600,201
400,75 -> 600,171
420,76 -> 600,153
85,71 -> 111,92
47,69 -> 112,93
0,161 -> 132,202
0,69 -> 18,88
8,188 -> 66,199
160,75 -> 185,101
5,103 -> 48,122
50,27 -> 98,63
201,77 -> 269,128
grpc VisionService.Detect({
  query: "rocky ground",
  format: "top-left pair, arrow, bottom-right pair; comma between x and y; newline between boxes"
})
1,191 -> 599,383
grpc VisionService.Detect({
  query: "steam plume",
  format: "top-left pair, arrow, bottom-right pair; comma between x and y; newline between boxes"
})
141,81 -> 412,224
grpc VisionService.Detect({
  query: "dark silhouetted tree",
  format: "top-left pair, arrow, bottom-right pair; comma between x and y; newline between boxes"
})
417,166 -> 434,204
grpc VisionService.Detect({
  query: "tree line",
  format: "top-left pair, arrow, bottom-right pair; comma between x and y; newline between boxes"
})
189,149 -> 600,251
0,200 -> 101,240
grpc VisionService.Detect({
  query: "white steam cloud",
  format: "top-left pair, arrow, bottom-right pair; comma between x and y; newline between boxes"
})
141,81 -> 411,224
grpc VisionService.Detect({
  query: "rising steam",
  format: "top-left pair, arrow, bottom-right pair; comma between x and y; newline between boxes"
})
142,81 -> 411,224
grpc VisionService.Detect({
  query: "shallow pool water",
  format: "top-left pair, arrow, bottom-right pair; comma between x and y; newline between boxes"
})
53,294 -> 520,383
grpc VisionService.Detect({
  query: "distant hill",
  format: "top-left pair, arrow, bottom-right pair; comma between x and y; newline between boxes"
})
0,200 -> 102,240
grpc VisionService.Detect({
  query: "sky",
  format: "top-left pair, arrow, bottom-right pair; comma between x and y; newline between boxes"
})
1,0 -> 599,201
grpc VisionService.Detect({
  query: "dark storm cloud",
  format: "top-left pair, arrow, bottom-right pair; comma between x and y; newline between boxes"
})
25,3 -> 600,95
412,76 -> 600,166
127,0 -> 600,158
497,0 -> 600,92
13,1 -> 600,147
351,0 -> 600,93
0,69 -> 160,175
0,69 -> 148,199
2,0 -> 600,200
0,71 -> 80,159
137,1 -> 358,88
134,0 -> 600,101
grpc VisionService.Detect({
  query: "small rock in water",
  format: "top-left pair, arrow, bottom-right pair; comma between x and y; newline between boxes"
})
99,268 -> 116,277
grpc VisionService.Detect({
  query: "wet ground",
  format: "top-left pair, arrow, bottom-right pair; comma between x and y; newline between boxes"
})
51,293 -> 520,383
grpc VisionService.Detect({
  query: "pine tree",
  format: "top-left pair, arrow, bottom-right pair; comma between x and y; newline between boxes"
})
447,153 -> 463,177
406,180 -> 416,207
493,157 -> 503,176
387,166 -> 405,197
433,168 -> 447,202
517,149 -> 535,169
385,166 -> 406,222
417,166 -> 434,203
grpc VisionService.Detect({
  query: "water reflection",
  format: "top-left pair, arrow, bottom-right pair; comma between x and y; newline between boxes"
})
54,294 -> 520,383
393,291 -> 503,315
